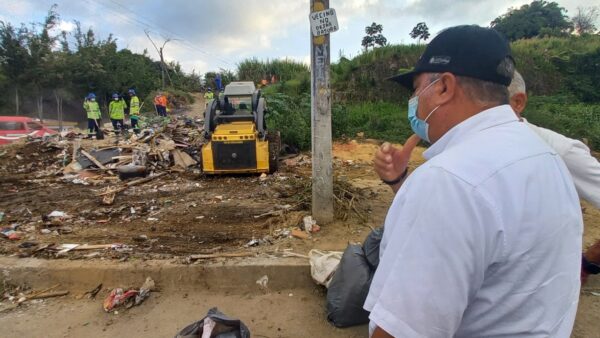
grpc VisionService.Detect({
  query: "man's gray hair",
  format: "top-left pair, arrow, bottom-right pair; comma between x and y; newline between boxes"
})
428,72 -> 510,106
508,70 -> 526,97
457,77 -> 509,106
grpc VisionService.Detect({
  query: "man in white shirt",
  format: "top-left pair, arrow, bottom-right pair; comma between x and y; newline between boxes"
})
365,25 -> 583,338
508,70 -> 600,208
508,70 -> 600,283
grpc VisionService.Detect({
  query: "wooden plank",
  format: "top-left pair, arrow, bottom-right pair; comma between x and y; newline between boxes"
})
81,149 -> 115,176
188,252 -> 255,260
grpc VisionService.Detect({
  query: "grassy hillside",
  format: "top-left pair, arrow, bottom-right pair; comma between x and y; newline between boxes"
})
331,35 -> 600,104
260,35 -> 600,150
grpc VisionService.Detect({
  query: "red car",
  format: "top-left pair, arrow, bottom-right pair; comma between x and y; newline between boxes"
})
0,116 -> 57,145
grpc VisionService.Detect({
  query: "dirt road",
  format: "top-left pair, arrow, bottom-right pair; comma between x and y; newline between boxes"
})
0,287 -> 367,338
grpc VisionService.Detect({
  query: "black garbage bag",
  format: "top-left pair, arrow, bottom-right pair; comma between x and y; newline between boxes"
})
363,227 -> 384,269
175,307 -> 250,338
326,244 -> 373,327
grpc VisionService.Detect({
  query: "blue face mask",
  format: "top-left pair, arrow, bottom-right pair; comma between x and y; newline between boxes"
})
408,79 -> 441,143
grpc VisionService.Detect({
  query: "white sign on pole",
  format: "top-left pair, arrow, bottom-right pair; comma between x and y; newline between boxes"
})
309,8 -> 339,36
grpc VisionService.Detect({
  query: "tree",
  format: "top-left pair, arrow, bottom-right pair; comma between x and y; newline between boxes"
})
0,5 -> 202,118
0,22 -> 30,114
491,1 -> 572,41
24,5 -> 61,120
410,22 -> 430,44
572,6 -> 599,35
361,22 -> 387,51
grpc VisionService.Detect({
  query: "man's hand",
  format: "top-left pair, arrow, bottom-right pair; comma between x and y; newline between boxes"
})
372,326 -> 394,338
374,134 -> 420,192
582,239 -> 600,285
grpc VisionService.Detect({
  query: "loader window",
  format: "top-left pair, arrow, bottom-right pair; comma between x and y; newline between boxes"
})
228,96 -> 252,112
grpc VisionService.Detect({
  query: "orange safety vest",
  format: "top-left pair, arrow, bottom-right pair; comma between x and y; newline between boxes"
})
154,95 -> 167,106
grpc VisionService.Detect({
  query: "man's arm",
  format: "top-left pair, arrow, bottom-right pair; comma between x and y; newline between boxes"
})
562,140 -> 600,209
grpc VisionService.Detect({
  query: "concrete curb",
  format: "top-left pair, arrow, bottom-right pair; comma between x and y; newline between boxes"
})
0,256 -> 314,293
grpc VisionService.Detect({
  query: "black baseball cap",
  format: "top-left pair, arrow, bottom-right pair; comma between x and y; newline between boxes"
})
390,25 -> 514,89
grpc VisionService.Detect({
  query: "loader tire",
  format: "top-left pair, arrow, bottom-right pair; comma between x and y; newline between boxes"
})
267,131 -> 281,174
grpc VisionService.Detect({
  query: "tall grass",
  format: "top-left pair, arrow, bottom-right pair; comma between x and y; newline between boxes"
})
237,58 -> 308,83
525,95 -> 600,149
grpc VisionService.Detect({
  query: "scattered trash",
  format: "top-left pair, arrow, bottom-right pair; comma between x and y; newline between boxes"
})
256,275 -> 269,292
303,215 -> 317,233
171,149 -> 197,170
13,284 -> 69,304
133,235 -> 148,242
309,249 -> 343,288
0,211 -> 4,222
57,244 -> 79,254
77,148 -> 120,169
259,173 -> 268,182
291,228 -> 310,240
1,224 -> 22,240
103,288 -> 139,312
117,165 -> 148,180
58,226 -> 73,234
18,241 -> 38,249
134,277 -> 155,305
86,284 -> 103,299
47,211 -> 67,218
175,307 -> 250,338
245,238 -> 260,247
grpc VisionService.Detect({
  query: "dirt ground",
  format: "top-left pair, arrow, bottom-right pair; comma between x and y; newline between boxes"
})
0,287 -> 367,338
1,94 -> 599,336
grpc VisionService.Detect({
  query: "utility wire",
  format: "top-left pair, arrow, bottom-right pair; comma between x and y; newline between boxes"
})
87,0 -> 235,67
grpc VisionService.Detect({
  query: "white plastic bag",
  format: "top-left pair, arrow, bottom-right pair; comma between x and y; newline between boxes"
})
309,249 -> 343,288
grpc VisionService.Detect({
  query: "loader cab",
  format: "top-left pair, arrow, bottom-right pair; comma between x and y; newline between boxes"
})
201,81 -> 279,174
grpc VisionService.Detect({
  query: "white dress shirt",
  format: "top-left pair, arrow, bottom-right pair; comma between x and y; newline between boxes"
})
525,119 -> 600,209
365,105 -> 583,338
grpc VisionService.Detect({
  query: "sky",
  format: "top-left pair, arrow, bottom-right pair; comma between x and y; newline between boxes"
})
0,0 -> 594,75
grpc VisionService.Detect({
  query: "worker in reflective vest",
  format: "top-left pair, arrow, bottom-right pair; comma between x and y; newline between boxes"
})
128,89 -> 141,134
84,93 -> 101,138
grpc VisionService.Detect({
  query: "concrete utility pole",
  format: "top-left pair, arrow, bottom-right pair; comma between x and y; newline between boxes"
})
310,0 -> 334,224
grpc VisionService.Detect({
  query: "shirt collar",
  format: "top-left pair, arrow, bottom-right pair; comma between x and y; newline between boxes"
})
423,104 -> 518,160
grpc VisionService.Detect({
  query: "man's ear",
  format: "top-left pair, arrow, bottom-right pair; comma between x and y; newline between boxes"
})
435,72 -> 457,105
510,92 -> 528,115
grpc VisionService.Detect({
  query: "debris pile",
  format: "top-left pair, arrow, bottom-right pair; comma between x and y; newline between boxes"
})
1,122 -> 381,260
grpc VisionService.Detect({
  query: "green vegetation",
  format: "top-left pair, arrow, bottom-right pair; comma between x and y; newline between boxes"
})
259,33 -> 600,151
526,95 -> 600,149
491,1 -> 572,41
0,6 -> 201,120
264,93 -> 412,150
237,58 -> 309,84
